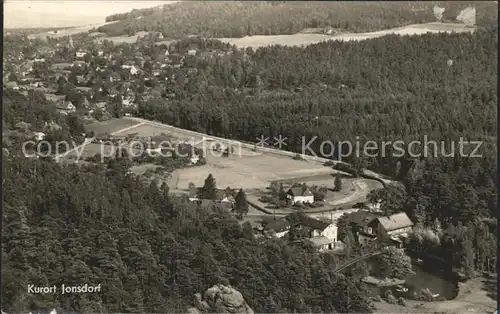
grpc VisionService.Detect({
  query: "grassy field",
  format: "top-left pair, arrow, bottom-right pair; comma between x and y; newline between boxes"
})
113,121 -> 333,189
112,123 -> 178,139
84,118 -> 142,136
216,22 -> 475,49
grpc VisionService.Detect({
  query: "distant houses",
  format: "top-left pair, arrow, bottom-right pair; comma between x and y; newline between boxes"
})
75,50 -> 87,59
56,101 -> 76,115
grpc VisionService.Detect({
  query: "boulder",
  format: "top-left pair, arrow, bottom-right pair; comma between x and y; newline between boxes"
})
191,284 -> 254,314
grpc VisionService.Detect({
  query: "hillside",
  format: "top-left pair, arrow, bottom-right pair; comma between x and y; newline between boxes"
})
97,1 -> 497,38
2,92 -> 373,314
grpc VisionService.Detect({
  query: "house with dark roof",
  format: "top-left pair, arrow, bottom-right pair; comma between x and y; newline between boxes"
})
56,101 -> 76,115
263,218 -> 291,238
374,213 -> 413,247
291,215 -> 339,251
286,185 -> 314,205
348,211 -> 413,247
349,211 -> 379,246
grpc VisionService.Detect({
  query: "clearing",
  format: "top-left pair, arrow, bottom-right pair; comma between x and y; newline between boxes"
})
216,22 -> 475,49
84,118 -> 143,136
111,119 -> 334,189
165,149 -> 334,190
111,118 -> 384,206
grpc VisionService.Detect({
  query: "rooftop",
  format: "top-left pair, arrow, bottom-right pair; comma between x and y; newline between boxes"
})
348,210 -> 379,226
299,215 -> 331,231
265,218 -> 291,233
307,236 -> 335,247
377,212 -> 413,231
287,185 -> 312,197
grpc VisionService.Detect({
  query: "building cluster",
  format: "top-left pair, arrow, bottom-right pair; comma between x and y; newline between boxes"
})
261,210 -> 413,252
3,32 -> 231,122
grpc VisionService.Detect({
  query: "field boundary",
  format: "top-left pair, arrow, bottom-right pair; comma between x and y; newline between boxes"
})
126,117 -> 396,187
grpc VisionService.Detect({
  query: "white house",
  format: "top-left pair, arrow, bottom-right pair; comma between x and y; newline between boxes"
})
190,153 -> 200,164
368,199 -> 382,211
298,216 -> 339,251
75,50 -> 87,58
121,65 -> 139,75
286,186 -> 314,205
33,58 -> 46,63
33,132 -> 46,141
130,66 -> 138,75
187,49 -> 197,56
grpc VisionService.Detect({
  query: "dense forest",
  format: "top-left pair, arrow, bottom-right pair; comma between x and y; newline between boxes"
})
3,2 -> 498,312
134,28 -> 497,274
137,29 -> 497,219
100,1 -> 497,38
3,149 -> 377,313
3,89 -> 87,155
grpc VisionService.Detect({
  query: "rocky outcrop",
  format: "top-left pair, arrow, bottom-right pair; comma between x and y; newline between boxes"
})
456,7 -> 476,26
433,5 -> 445,21
187,284 -> 254,314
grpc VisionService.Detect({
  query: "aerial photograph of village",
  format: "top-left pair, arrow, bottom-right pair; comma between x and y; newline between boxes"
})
2,1 -> 498,313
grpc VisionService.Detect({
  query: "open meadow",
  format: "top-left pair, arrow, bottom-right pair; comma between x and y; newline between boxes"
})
216,22 -> 475,49
166,151 -> 334,190
109,118 -> 335,189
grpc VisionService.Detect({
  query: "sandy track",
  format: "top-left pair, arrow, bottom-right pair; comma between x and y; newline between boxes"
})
216,22 -> 475,49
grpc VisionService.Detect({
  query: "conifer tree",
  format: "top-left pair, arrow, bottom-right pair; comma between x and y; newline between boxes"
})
201,174 -> 217,200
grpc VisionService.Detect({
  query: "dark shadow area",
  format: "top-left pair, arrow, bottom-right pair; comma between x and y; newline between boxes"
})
329,173 -> 353,179
482,277 -> 497,301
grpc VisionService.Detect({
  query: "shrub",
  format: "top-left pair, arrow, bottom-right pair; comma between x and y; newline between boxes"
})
386,294 -> 397,304
294,201 -> 305,208
311,201 -> 324,208
259,195 -> 272,203
293,153 -> 304,160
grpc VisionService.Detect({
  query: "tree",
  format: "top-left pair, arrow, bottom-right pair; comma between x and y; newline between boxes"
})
188,182 -> 197,198
200,174 -> 217,200
336,213 -> 350,242
234,189 -> 249,219
333,174 -> 342,192
375,247 -> 415,279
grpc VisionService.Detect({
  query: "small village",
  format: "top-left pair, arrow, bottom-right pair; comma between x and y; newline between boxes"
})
2,4 -> 496,311
3,28 -> 420,292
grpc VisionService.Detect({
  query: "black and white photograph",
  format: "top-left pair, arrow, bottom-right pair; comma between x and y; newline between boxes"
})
2,1 -> 498,313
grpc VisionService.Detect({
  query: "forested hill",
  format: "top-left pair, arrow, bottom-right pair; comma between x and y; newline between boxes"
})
99,1 -> 497,38
138,29 -> 497,225
2,147 -> 373,313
